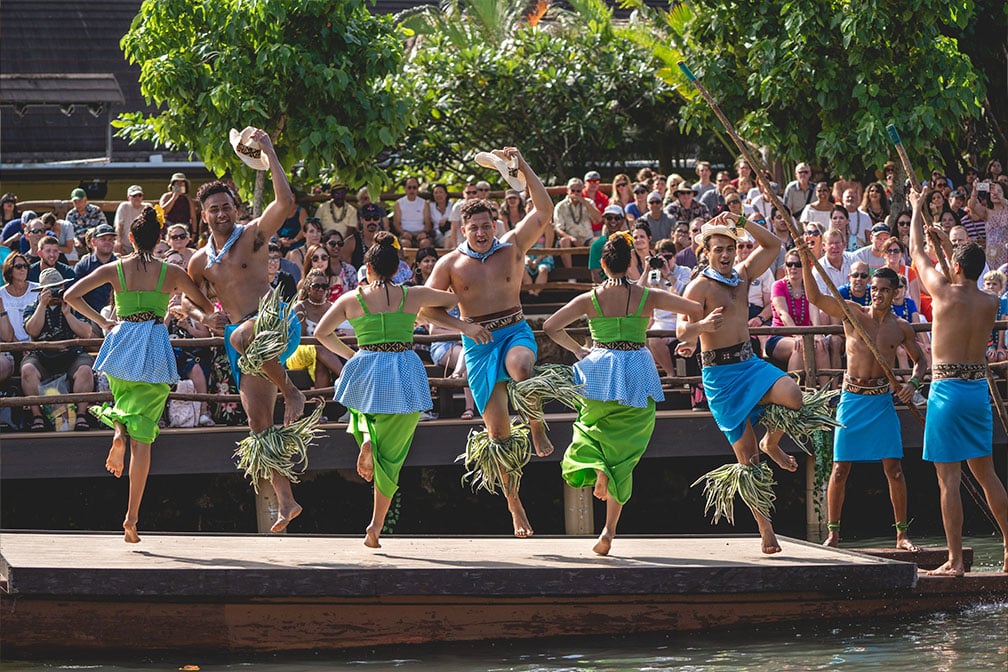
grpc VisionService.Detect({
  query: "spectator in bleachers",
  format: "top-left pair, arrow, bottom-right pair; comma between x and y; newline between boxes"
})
583,171 -> 609,237
652,174 -> 668,202
692,161 -> 715,199
73,224 -> 118,334
163,252 -> 216,427
624,183 -> 648,223
554,177 -> 601,268
266,242 -> 297,302
799,182 -> 834,228
66,188 -> 108,257
749,175 -> 777,223
393,177 -> 432,248
852,223 -> 892,272
860,181 -> 890,225
638,190 -> 675,243
889,211 -> 912,261
722,188 -> 744,221
429,183 -> 454,246
802,221 -> 825,260
589,205 -> 629,284
982,270 -> 1007,364
699,171 -> 731,214
985,158 -> 1003,181
356,186 -> 389,231
499,189 -> 526,233
36,212 -> 77,265
158,173 -> 197,235
411,246 -> 439,286
831,175 -> 863,206
609,174 -> 633,213
1,252 -> 38,346
286,217 -> 323,269
969,178 -> 1007,270
766,248 -> 829,385
427,304 -> 477,420
675,217 -> 706,270
28,236 -> 76,284
18,216 -> 44,262
842,189 -> 872,249
813,228 -> 856,369
275,198 -> 307,254
164,224 -> 195,268
113,185 -> 147,255
322,231 -> 360,298
1,193 -> 19,228
288,268 -> 345,389
665,181 -> 709,224
358,203 -> 384,252
524,212 -> 556,297
672,220 -> 691,254
783,163 -> 815,217
626,221 -> 653,283
316,183 -> 358,236
735,231 -> 774,355
926,189 -> 948,225
731,157 -> 752,189
21,267 -> 95,431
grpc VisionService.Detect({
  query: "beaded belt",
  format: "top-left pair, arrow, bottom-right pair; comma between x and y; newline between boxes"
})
121,311 -> 160,322
932,363 -> 987,381
842,375 -> 890,395
468,310 -> 525,331
596,341 -> 643,351
359,342 -> 412,353
701,340 -> 754,367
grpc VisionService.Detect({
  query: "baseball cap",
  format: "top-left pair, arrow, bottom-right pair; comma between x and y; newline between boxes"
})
360,203 -> 383,220
91,223 -> 116,238
647,191 -> 663,203
584,170 -> 601,182
127,185 -> 143,196
70,188 -> 87,200
20,210 -> 38,224
871,223 -> 890,234
603,204 -> 624,217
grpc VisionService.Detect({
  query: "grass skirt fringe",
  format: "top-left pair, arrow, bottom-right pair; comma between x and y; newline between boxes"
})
238,285 -> 291,378
762,385 -> 842,454
691,461 -> 777,526
457,422 -> 532,495
234,400 -> 326,492
507,364 -> 583,427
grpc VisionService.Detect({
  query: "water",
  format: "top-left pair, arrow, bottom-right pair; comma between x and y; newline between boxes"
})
3,536 -> 1005,671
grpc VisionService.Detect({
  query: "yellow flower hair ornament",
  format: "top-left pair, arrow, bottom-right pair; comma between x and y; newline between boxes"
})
609,231 -> 634,247
152,203 -> 166,226
390,235 -> 401,251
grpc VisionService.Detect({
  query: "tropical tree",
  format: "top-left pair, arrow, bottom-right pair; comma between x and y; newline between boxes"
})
115,0 -> 412,211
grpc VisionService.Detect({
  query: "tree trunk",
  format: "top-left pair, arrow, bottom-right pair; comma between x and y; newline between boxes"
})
253,170 -> 266,217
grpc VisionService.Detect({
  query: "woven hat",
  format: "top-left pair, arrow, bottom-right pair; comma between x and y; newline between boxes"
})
694,222 -> 746,247
37,267 -> 71,291
474,150 -> 526,191
229,128 -> 270,170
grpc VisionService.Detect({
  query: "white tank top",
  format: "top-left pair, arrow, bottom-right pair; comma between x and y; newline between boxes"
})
397,195 -> 426,233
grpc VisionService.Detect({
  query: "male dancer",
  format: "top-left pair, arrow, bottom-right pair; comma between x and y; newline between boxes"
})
909,188 -> 1008,575
185,127 -> 308,533
677,212 -> 804,554
426,147 -> 557,537
798,247 -> 924,551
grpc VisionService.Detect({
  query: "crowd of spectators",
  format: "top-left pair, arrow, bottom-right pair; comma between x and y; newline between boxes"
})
1,156 -> 1006,429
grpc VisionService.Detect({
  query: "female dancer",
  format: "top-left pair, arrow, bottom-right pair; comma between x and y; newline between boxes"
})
63,206 -> 215,543
314,232 -> 489,548
543,231 -> 703,555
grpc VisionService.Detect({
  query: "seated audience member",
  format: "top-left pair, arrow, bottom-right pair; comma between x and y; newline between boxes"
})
288,269 -> 345,389
165,224 -> 195,268
28,236 -> 76,284
286,217 -> 324,269
554,177 -> 601,268
66,187 -> 108,256
21,268 -> 95,432
427,305 -> 477,419
164,252 -> 216,426
983,270 -> 1008,364
158,173 -> 196,235
392,177 -> 432,248
766,249 -> 829,385
665,181 -> 710,223
1,253 -> 38,345
589,205 -> 629,284
675,218 -> 706,270
73,224 -> 119,334
638,190 -> 675,243
316,183 -> 358,236
411,246 -> 439,287
627,222 -> 654,283
524,216 -> 556,297
113,185 -> 148,255
266,242 -> 298,302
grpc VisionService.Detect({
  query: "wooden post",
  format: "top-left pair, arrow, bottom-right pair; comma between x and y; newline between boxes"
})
801,333 -> 816,388
563,483 -> 594,535
255,478 -> 280,534
805,455 -> 824,542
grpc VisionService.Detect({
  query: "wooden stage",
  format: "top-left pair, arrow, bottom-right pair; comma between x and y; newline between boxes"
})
2,531 -> 1005,656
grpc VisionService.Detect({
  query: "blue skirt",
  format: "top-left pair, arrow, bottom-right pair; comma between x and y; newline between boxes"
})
94,320 -> 178,385
923,378 -> 992,462
334,349 -> 433,415
834,390 -> 903,461
574,347 -> 664,408
702,355 -> 786,444
462,320 -> 537,414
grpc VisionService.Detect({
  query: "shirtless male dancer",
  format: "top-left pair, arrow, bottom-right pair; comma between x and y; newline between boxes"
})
677,211 -> 804,554
185,127 -> 307,533
426,147 -> 555,537
799,250 -> 924,552
909,188 -> 1008,575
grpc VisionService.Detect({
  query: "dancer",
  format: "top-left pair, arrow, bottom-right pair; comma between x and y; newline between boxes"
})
798,245 -> 924,552
543,231 -> 705,555
677,212 -> 805,554
63,206 -> 215,543
427,146 -> 579,537
185,127 -> 316,533
315,232 -> 490,548
909,188 -> 1008,575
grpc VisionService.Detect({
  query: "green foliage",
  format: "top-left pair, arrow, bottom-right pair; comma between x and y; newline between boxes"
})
115,0 -> 412,199
638,0 -> 987,178
394,0 -> 678,181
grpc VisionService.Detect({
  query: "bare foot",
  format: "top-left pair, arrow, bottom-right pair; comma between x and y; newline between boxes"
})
508,498 -> 534,538
593,470 -> 609,501
593,530 -> 614,556
270,503 -> 302,533
759,434 -> 798,472
357,441 -> 374,482
822,532 -> 840,548
530,422 -> 553,457
123,519 -> 140,544
927,560 -> 964,577
896,535 -> 920,552
106,429 -> 126,478
762,538 -> 783,554
364,523 -> 381,549
283,385 -> 306,426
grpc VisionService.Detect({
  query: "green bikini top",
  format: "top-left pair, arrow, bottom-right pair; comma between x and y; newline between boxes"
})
114,260 -> 170,318
349,285 -> 418,345
587,287 -> 650,344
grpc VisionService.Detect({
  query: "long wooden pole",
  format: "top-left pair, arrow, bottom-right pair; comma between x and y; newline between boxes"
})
676,62 -> 924,422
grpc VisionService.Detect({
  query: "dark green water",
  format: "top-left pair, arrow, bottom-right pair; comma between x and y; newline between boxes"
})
3,536 -> 1004,672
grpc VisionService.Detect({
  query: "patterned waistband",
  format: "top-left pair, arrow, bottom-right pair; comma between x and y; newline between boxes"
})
932,363 -> 987,381
120,311 -> 160,323
596,340 -> 644,351
701,340 -> 754,368
359,342 -> 412,353
467,310 -> 525,331
842,375 -> 890,395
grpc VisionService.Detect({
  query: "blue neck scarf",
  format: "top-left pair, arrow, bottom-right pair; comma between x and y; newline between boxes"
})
702,266 -> 742,287
204,224 -> 245,268
457,237 -> 512,263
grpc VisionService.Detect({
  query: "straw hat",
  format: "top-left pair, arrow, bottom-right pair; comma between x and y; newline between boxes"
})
694,222 -> 746,247
474,150 -> 526,191
229,127 -> 269,171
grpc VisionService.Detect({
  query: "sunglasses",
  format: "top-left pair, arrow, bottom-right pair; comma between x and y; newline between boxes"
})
737,243 -> 754,249
785,261 -> 803,268
464,191 -> 477,197
850,272 -> 869,279
586,179 -> 600,184
312,255 -> 329,262
804,229 -> 821,236
362,216 -> 381,222
603,215 -> 623,221
726,199 -> 742,205
886,247 -> 902,254
798,170 -> 811,174
477,187 -> 490,192
27,229 -> 44,234
327,240 -> 344,247
11,263 -> 28,270
169,233 -> 188,240
616,182 -> 628,188
897,220 -> 911,226
309,283 -> 328,290
661,254 -> 676,260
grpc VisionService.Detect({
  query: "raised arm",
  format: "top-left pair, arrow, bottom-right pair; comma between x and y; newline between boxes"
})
506,148 -> 554,252
247,128 -> 295,240
738,213 -> 783,279
908,187 -> 947,296
797,243 -> 844,319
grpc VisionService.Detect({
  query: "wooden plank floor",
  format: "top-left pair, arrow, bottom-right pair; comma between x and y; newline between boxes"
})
0,531 -> 916,598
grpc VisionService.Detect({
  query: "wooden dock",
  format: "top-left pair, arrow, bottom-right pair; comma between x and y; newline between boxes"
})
2,531 -> 1005,656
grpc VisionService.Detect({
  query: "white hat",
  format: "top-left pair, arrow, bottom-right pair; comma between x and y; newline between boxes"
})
229,127 -> 269,171
603,204 -> 624,217
694,222 -> 746,247
474,150 -> 526,191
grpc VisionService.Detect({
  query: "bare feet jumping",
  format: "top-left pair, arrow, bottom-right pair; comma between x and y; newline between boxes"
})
759,433 -> 798,472
106,425 -> 127,478
282,385 -> 306,426
123,518 -> 140,544
270,503 -> 302,533
927,560 -> 965,577
357,440 -> 374,482
593,470 -> 609,501
593,529 -> 614,556
508,495 -> 534,538
364,523 -> 381,549
530,421 -> 553,457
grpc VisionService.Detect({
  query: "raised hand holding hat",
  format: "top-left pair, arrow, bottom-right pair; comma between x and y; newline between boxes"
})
229,126 -> 271,171
474,149 -> 526,191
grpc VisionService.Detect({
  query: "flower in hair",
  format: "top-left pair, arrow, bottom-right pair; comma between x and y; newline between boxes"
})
609,231 -> 634,247
153,203 -> 166,226
390,235 -> 401,250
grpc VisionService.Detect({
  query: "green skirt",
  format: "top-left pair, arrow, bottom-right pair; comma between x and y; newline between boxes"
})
348,410 -> 421,498
561,398 -> 656,505
93,374 -> 171,444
